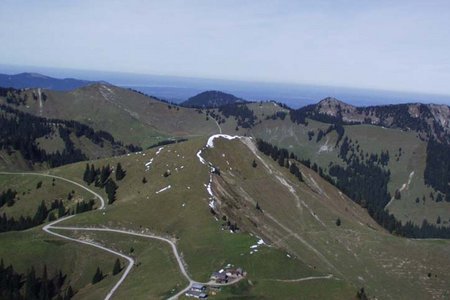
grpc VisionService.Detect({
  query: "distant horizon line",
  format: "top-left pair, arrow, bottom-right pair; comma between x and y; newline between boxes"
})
2,63 -> 450,100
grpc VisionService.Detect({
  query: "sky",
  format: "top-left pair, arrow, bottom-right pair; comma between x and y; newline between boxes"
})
1,0 -> 450,96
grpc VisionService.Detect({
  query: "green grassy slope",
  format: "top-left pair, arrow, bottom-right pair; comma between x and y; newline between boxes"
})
52,230 -> 188,300
245,109 -> 450,228
0,173 -> 94,218
0,85 -> 220,148
0,228 -> 122,297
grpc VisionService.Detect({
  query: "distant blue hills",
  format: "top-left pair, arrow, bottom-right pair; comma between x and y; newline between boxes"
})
1,65 -> 449,108
0,72 -> 105,91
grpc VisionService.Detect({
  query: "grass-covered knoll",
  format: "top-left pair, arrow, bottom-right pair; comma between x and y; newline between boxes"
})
202,137 -> 450,299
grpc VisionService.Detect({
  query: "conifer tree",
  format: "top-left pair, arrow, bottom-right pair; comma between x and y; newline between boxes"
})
115,163 -> 126,181
83,164 -> 90,183
112,258 -> 121,275
92,267 -> 103,284
105,179 -> 118,204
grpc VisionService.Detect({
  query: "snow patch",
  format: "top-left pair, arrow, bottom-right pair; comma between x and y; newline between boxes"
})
206,134 -> 241,148
318,137 -> 333,153
249,238 -> 266,250
155,147 -> 164,155
196,150 -> 207,165
144,158 -> 154,171
155,185 -> 171,194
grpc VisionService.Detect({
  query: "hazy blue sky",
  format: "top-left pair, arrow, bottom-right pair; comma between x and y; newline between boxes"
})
1,0 -> 450,95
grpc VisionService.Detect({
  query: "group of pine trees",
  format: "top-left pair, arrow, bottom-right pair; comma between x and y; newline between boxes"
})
0,259 -> 74,300
256,139 -> 303,182
0,189 -> 17,208
424,139 -> 450,202
338,136 -> 390,166
0,196 -> 95,233
91,259 -> 122,285
218,103 -> 257,128
0,201 -> 52,233
83,163 -> 125,204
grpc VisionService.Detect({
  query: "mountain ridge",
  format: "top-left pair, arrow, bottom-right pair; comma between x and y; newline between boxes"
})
292,96 -> 450,142
0,72 -> 105,91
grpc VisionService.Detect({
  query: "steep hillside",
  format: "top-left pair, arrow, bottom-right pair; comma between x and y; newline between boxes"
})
0,72 -> 99,91
203,136 -> 450,299
205,100 -> 450,234
182,90 -> 246,108
0,85 -> 220,148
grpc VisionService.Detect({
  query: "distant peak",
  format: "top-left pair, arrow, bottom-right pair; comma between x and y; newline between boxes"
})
18,72 -> 49,78
318,97 -> 349,106
182,90 -> 245,108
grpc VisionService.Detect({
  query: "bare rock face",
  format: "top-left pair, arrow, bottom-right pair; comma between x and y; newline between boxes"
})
429,104 -> 450,132
297,97 -> 450,142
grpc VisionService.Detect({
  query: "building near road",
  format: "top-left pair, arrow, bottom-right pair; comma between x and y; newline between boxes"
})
185,290 -> 208,299
211,265 -> 245,283
191,283 -> 206,292
225,267 -> 244,277
210,271 -> 228,283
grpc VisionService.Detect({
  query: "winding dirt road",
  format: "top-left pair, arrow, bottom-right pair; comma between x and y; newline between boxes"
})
0,171 -> 244,299
0,172 -> 194,299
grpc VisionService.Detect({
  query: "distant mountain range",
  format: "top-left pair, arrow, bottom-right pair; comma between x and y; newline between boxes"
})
0,72 -> 103,91
291,97 -> 450,142
181,90 -> 247,108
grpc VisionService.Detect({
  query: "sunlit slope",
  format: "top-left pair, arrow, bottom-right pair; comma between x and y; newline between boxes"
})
1,84 -> 220,148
